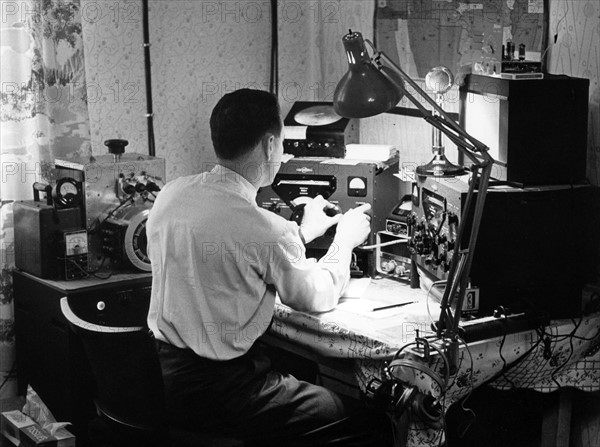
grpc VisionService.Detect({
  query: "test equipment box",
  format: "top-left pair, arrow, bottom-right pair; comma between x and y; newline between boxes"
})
54,150 -> 165,272
14,194 -> 86,281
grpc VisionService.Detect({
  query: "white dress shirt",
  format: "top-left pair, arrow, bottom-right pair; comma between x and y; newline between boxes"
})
146,165 -> 352,360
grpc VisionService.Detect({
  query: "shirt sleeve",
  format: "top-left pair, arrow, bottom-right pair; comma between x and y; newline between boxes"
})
262,221 -> 352,313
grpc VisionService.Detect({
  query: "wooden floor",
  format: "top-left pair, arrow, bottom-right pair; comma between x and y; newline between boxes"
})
445,387 -> 600,447
2,374 -> 599,447
570,391 -> 600,447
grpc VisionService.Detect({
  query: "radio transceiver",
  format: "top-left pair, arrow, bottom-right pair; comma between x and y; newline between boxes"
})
283,102 -> 359,158
257,157 -> 399,277
411,176 -> 600,318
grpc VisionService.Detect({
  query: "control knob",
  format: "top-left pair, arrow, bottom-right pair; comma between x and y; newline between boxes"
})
381,260 -> 397,273
104,139 -> 128,162
394,264 -> 406,276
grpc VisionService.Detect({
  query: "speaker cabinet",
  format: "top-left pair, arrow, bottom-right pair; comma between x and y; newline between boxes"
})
460,74 -> 589,185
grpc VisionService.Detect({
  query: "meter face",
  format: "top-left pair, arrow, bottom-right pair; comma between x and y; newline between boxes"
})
55,178 -> 82,208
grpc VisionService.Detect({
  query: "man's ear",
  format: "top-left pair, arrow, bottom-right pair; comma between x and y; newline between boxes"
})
262,133 -> 275,160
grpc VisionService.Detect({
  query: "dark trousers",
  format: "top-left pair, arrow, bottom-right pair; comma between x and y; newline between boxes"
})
155,339 -> 392,445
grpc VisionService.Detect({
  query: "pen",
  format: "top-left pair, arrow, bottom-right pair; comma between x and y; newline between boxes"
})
372,301 -> 418,312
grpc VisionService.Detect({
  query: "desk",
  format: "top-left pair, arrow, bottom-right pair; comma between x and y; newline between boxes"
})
12,270 -> 153,447
267,278 -> 600,446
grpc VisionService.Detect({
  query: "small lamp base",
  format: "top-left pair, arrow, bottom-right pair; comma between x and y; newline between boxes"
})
416,155 -> 466,177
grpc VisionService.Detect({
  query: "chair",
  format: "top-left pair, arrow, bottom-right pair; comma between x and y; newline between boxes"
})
60,297 -> 243,447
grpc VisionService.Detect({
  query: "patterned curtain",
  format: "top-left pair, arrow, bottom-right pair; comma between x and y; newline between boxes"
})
0,0 -> 91,396
277,0 -> 375,119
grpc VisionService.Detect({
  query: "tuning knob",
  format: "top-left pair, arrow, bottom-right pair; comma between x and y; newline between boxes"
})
448,213 -> 459,226
146,181 -> 160,192
382,260 -> 397,273
394,264 -> 406,276
104,139 -> 129,162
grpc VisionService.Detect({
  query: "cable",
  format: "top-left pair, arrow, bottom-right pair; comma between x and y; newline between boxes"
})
437,413 -> 447,447
360,238 -> 408,250
269,0 -> 278,95
88,197 -> 134,234
389,339 -> 451,394
538,317 -> 583,389
553,0 -> 568,44
66,258 -> 90,279
550,329 -> 575,389
542,317 -> 584,342
497,328 -> 516,389
59,254 -> 112,281
90,256 -> 113,280
0,360 -> 17,393
454,336 -> 477,439
142,0 -> 156,157
480,324 -> 545,387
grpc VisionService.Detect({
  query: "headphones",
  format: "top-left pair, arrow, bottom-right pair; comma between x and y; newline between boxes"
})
394,385 -> 443,429
368,337 -> 449,430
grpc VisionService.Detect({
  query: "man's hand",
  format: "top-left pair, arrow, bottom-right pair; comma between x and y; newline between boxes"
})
299,195 -> 342,244
334,203 -> 372,249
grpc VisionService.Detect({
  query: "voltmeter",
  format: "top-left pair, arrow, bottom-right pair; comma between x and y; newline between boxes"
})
53,177 -> 83,209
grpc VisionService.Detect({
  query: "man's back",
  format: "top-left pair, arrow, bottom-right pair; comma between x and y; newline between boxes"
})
147,165 -> 293,360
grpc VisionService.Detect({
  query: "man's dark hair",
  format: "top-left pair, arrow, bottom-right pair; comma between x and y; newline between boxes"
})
210,89 -> 282,160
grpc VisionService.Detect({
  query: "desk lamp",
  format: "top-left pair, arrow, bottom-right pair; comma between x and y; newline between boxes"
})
333,30 -> 495,371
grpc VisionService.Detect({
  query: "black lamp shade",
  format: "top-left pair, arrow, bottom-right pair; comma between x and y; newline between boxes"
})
333,31 -> 403,118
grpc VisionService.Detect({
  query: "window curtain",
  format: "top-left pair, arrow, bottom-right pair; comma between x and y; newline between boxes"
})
276,0 -> 375,118
0,0 -> 91,396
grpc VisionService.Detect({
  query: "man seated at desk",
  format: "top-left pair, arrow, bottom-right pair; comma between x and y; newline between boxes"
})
146,89 -> 389,444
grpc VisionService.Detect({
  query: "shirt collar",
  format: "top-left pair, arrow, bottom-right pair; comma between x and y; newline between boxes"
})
209,164 -> 258,203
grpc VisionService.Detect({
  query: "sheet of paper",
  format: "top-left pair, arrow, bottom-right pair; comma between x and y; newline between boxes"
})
284,125 -> 307,140
320,158 -> 361,165
341,277 -> 372,298
281,153 -> 295,163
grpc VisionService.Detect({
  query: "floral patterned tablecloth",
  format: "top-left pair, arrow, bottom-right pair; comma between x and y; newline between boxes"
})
269,278 -> 600,446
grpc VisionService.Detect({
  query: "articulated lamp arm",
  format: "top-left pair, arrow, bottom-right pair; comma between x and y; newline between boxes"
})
371,43 -> 493,168
333,31 -> 496,359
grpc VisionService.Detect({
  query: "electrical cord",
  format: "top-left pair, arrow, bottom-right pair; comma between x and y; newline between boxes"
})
269,0 -> 278,95
426,279 -> 447,329
60,255 -> 112,280
480,323 -> 545,387
88,197 -> 134,234
142,0 -> 156,157
0,360 -> 17,393
389,339 -> 451,395
66,258 -> 90,279
497,315 -> 516,389
550,331 -> 575,389
454,336 -> 477,439
360,238 -> 408,250
88,256 -> 113,280
541,317 -> 585,342
539,317 -> 583,389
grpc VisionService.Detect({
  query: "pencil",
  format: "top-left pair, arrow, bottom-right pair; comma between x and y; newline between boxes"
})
372,301 -> 417,312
